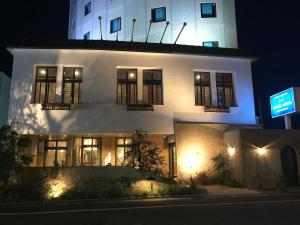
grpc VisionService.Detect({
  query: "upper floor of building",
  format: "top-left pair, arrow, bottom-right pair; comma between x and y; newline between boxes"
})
7,40 -> 255,135
69,0 -> 238,48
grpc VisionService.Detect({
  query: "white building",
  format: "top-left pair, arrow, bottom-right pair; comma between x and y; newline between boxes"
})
69,0 -> 238,48
7,40 -> 256,177
0,72 -> 11,127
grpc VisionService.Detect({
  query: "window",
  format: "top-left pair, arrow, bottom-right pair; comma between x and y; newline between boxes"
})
117,69 -> 137,105
44,140 -> 68,167
110,17 -> 121,33
83,32 -> 91,40
201,3 -> 217,18
82,138 -> 101,166
84,1 -> 91,16
216,73 -> 235,107
203,41 -> 219,47
34,67 -> 57,104
194,72 -> 211,106
116,138 -> 132,166
143,70 -> 163,105
151,7 -> 166,23
63,67 -> 83,104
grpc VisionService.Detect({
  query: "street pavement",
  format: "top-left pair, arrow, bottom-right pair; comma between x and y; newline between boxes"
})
1,194 -> 300,225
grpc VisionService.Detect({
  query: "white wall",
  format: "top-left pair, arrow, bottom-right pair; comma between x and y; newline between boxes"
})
68,0 -> 238,48
8,48 -> 256,135
0,72 -> 11,127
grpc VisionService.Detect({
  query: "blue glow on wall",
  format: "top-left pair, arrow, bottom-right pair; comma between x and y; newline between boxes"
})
270,88 -> 296,118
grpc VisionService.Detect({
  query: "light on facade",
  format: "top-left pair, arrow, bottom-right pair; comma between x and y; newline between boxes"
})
47,179 -> 68,199
182,147 -> 202,175
228,147 -> 236,156
257,147 -> 267,156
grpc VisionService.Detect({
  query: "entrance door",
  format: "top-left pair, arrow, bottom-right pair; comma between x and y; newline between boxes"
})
281,147 -> 299,186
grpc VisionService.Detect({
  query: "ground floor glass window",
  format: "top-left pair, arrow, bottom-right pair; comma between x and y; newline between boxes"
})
44,140 -> 68,167
116,138 -> 132,166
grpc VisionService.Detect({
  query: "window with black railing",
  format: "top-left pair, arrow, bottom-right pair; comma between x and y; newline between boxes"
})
63,67 -> 83,104
143,70 -> 163,105
34,67 -> 57,104
216,73 -> 235,108
117,69 -> 137,105
194,72 -> 211,106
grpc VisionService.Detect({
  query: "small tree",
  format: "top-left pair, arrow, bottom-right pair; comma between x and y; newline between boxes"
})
126,129 -> 165,173
211,152 -> 231,184
0,123 -> 33,185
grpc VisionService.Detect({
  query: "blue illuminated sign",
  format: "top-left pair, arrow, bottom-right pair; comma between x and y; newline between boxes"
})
270,88 -> 296,118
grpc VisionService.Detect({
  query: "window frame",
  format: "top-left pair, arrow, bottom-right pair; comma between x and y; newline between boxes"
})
34,66 -> 57,104
151,7 -> 167,23
84,1 -> 92,16
62,67 -> 83,104
115,137 -> 133,166
81,138 -> 102,167
110,17 -> 122,34
44,140 -> 68,167
143,69 -> 164,105
201,3 -> 217,18
194,71 -> 212,107
216,72 -> 236,108
116,69 -> 138,105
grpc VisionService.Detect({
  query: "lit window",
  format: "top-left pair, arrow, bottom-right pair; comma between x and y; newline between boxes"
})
82,138 -> 101,166
110,17 -> 121,33
201,3 -> 217,18
143,70 -> 163,105
216,73 -> 235,107
194,72 -> 211,106
34,67 -> 57,104
151,7 -> 166,23
44,140 -> 68,167
203,41 -> 219,47
83,32 -> 91,40
117,69 -> 137,105
63,67 -> 83,104
116,138 -> 132,166
84,1 -> 91,16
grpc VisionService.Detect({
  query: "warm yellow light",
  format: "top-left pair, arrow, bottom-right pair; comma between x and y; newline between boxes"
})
48,179 -> 68,199
129,72 -> 135,79
196,75 -> 201,80
40,69 -> 46,75
228,147 -> 236,156
75,70 -> 80,76
257,147 -> 267,156
182,148 -> 202,175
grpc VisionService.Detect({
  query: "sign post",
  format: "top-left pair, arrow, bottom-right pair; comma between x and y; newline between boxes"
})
270,87 -> 300,129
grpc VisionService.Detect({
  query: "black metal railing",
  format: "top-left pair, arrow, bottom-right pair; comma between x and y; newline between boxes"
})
127,104 -> 154,112
42,103 -> 71,111
204,106 -> 230,113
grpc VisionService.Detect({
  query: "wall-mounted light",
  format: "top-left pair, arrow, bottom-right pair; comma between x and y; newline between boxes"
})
257,147 -> 267,156
228,147 -> 236,156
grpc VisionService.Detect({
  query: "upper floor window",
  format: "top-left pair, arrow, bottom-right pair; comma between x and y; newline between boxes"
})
84,1 -> 92,16
83,31 -> 91,40
216,73 -> 235,107
116,138 -> 132,166
151,7 -> 166,23
63,67 -> 83,104
117,69 -> 137,105
203,41 -> 219,48
110,17 -> 121,33
143,70 -> 163,105
194,72 -> 211,106
201,3 -> 217,18
44,140 -> 68,167
34,67 -> 57,104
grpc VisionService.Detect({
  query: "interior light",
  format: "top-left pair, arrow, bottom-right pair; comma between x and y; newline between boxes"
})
75,70 -> 80,76
196,75 -> 201,80
129,72 -> 135,79
40,69 -> 46,75
228,147 -> 236,156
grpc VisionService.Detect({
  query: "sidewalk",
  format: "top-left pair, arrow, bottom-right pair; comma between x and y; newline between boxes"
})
204,185 -> 260,196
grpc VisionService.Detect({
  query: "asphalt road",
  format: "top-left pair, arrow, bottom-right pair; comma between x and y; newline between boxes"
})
1,194 -> 300,225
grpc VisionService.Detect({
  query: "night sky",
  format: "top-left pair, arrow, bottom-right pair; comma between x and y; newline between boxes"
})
0,0 -> 300,129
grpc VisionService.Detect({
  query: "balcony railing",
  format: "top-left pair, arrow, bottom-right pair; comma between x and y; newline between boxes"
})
127,104 -> 154,111
205,106 -> 230,113
42,103 -> 71,111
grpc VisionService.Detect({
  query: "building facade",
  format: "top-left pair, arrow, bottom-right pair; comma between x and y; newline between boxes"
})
8,40 -> 255,177
0,72 -> 11,127
69,0 -> 238,48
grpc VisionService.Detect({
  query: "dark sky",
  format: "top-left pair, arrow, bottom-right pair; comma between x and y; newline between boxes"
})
0,0 -> 300,129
